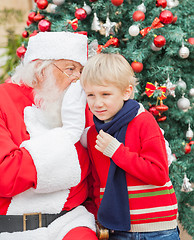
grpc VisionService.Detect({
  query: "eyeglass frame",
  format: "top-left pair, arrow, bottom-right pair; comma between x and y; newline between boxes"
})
52,63 -> 80,80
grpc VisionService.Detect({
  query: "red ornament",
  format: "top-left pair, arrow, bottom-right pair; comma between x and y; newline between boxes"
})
22,31 -> 29,38
131,61 -> 143,73
16,45 -> 26,58
30,30 -> 38,37
34,0 -> 37,2
36,0 -> 48,10
28,12 -> 36,22
26,20 -> 32,26
34,12 -> 45,22
157,115 -> 167,122
156,102 -> 168,113
38,19 -> 51,32
154,35 -> 166,47
149,105 -> 160,116
89,0 -> 98,2
156,0 -> 167,8
159,10 -> 173,24
185,143 -> 191,154
188,38 -> 194,45
172,15 -> 177,24
132,11 -> 145,22
75,8 -> 87,20
111,0 -> 124,6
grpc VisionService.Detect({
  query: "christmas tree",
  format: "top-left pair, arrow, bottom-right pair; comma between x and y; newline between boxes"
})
15,0 -> 194,237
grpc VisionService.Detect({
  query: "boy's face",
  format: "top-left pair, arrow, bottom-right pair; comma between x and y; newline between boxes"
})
84,83 -> 132,121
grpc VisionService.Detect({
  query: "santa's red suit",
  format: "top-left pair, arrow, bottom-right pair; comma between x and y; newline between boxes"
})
0,82 -> 97,240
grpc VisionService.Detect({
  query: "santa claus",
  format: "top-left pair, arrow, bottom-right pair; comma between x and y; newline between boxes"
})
0,32 -> 97,240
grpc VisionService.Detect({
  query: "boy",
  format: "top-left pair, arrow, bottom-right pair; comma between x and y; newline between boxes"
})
80,53 -> 180,240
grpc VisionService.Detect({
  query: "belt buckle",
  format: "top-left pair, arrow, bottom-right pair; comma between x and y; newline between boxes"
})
23,212 -> 42,231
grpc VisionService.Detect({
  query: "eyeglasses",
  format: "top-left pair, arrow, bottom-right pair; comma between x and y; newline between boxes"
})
52,63 -> 72,78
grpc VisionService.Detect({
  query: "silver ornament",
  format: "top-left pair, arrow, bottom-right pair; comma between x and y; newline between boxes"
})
53,0 -> 65,5
181,174 -> 193,192
137,3 -> 146,13
91,13 -> 101,31
164,75 -> 176,97
176,77 -> 187,90
167,0 -> 179,8
189,88 -> 194,97
186,123 -> 193,140
103,13 -> 116,37
50,4 -> 57,13
128,25 -> 140,36
151,42 -> 162,51
179,44 -> 190,58
83,2 -> 92,15
177,95 -> 190,111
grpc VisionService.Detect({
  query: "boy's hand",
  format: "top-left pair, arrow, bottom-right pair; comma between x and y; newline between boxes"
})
95,130 -> 114,153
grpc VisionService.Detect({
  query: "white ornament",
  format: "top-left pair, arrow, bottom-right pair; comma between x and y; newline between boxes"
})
176,77 -> 187,90
91,13 -> 101,31
50,4 -> 57,13
103,13 -> 116,37
128,25 -> 140,36
164,74 -> 176,97
88,39 -> 98,58
83,2 -> 92,15
53,0 -> 65,5
177,95 -> 190,112
179,43 -> 190,58
151,42 -> 162,51
167,0 -> 179,8
189,88 -> 194,97
137,3 -> 146,13
186,123 -> 194,140
181,174 -> 193,192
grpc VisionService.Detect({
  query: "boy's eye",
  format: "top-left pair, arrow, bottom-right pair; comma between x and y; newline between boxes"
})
87,94 -> 94,97
103,93 -> 110,96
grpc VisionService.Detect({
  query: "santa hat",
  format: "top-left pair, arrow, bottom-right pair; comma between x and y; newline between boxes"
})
23,32 -> 88,66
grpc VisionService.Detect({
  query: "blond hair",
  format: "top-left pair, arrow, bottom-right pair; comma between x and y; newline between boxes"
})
80,53 -> 137,98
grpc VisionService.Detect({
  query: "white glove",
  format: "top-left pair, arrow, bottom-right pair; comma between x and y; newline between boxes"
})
61,80 -> 86,144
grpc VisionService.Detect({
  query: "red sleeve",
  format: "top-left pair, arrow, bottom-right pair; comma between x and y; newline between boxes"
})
0,110 -> 37,198
112,115 -> 169,186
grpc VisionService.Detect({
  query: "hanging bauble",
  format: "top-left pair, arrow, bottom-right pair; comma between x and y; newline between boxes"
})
176,77 -> 186,90
151,42 -> 162,51
157,115 -> 167,122
189,88 -> 194,97
188,37 -> 194,45
34,12 -> 45,22
132,11 -> 145,22
128,25 -> 140,36
111,0 -> 123,6
148,105 -> 160,116
53,0 -> 65,5
179,44 -> 190,58
165,75 -> 176,97
167,0 -> 179,8
154,35 -> 166,47
181,174 -> 193,191
36,0 -> 48,10
177,95 -> 190,111
75,8 -> 87,20
156,102 -> 168,113
137,3 -> 146,13
103,13 -> 116,37
156,0 -> 167,8
159,10 -> 173,24
91,13 -> 101,31
83,2 -> 92,15
38,19 -> 51,32
186,124 -> 193,140
22,31 -> 29,38
28,12 -> 36,22
30,30 -> 38,37
131,61 -> 143,73
16,45 -> 26,58
172,15 -> 177,24
50,4 -> 57,13
26,20 -> 33,26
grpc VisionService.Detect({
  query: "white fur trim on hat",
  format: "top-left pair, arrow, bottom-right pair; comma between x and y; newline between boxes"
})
23,32 -> 88,66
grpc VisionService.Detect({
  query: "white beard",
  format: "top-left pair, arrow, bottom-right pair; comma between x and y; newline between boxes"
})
33,71 -> 65,129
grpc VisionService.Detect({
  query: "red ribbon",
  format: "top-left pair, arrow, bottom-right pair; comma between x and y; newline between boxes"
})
67,18 -> 78,30
140,17 -> 164,37
97,37 -> 119,53
145,82 -> 167,100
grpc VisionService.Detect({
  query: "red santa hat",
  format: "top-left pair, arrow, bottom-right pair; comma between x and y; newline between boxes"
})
23,31 -> 88,66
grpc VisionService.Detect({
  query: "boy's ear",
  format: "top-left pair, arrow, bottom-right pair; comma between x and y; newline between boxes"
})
123,85 -> 133,101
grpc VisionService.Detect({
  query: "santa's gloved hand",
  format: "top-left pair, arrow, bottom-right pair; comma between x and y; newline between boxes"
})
61,80 -> 86,144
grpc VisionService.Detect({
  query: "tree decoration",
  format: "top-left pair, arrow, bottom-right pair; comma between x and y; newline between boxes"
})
50,4 -> 57,13
189,88 -> 194,97
91,13 -> 101,31
111,0 -> 123,6
164,75 -> 176,97
16,45 -> 26,58
177,94 -> 190,112
34,12 -> 45,22
28,12 -> 36,22
52,0 -> 65,5
157,115 -> 167,122
156,101 -> 168,113
26,20 -> 33,26
154,35 -> 166,47
83,2 -> 92,15
148,105 -> 160,116
103,13 -> 116,37
97,37 -> 119,53
159,10 -> 173,24
137,3 -> 146,13
145,82 -> 167,100
67,18 -> 78,30
140,17 -> 164,37
167,0 -> 179,8
89,0 -> 98,2
30,30 -> 38,37
172,15 -> 178,24
156,0 -> 167,8
176,77 -> 187,90
131,61 -> 143,73
128,25 -> 140,37
36,0 -> 48,10
181,174 -> 193,192
186,123 -> 193,140
179,43 -> 190,58
22,31 -> 29,38
151,42 -> 162,51
38,19 -> 51,32
188,37 -> 194,45
75,8 -> 87,21
132,11 -> 145,22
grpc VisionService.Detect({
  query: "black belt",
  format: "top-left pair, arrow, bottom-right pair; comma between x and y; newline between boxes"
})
0,210 -> 68,233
